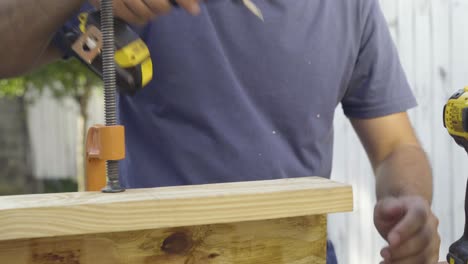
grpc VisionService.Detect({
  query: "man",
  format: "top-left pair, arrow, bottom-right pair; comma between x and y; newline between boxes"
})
1,0 -> 440,262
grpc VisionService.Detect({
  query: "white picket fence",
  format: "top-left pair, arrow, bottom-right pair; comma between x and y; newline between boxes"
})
25,1 -> 468,263
27,89 -> 104,180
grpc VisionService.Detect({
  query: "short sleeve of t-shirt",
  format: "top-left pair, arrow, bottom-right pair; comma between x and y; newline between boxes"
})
341,0 -> 417,119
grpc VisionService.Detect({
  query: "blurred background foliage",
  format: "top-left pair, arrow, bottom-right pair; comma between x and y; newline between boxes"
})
0,58 -> 101,194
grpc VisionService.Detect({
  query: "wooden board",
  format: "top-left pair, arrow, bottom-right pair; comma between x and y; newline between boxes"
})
0,215 -> 327,264
0,177 -> 352,241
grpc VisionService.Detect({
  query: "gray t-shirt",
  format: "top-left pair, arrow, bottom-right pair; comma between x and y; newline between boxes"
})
54,0 -> 416,188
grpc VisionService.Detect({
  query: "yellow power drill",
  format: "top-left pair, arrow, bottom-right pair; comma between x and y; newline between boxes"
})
443,86 -> 468,264
63,0 -> 263,96
61,0 -> 264,96
64,10 -> 153,95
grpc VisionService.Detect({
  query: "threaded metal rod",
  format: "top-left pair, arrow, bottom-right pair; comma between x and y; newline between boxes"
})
101,0 -> 124,193
101,0 -> 117,127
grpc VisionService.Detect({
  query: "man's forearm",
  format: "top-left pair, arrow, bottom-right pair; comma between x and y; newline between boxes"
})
375,144 -> 433,203
0,0 -> 85,77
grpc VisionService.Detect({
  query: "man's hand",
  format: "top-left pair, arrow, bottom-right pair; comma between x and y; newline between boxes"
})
351,113 -> 439,262
89,0 -> 201,25
374,196 -> 440,264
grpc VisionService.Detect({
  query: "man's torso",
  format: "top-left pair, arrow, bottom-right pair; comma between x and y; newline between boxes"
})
118,0 -> 364,187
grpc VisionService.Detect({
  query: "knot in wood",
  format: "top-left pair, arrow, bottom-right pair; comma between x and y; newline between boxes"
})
161,232 -> 193,255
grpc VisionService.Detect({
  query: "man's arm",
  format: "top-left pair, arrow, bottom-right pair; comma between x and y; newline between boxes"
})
0,0 -> 201,78
351,112 -> 440,263
350,112 -> 432,202
0,0 -> 85,78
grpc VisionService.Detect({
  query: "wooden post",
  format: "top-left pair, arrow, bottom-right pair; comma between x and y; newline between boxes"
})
0,177 -> 353,264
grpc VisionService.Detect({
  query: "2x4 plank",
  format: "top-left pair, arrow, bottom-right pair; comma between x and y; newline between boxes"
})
0,177 -> 352,241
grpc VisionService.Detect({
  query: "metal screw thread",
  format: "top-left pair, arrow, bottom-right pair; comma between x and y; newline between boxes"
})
101,0 -> 117,127
100,0 -> 124,193
104,160 -> 122,192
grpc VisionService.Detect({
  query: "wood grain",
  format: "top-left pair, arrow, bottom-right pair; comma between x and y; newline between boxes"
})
0,176 -> 352,241
0,215 -> 327,264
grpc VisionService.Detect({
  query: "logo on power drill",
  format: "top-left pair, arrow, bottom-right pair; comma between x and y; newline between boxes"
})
447,104 -> 464,132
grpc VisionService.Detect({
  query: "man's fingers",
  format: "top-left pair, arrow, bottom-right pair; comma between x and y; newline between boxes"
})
103,0 -> 147,24
387,240 -> 439,264
123,0 -> 156,22
91,0 -> 199,25
387,222 -> 432,260
174,0 -> 201,15
374,198 -> 406,240
143,0 -> 172,15
387,199 -> 428,247
375,198 -> 405,221
377,196 -> 440,263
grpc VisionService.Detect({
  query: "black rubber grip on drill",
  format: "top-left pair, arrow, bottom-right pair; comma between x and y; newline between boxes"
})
453,136 -> 468,154
446,137 -> 468,263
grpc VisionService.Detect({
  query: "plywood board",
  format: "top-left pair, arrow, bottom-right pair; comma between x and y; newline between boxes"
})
0,215 -> 327,264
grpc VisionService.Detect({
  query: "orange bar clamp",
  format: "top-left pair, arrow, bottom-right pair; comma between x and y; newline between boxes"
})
85,125 -> 125,191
